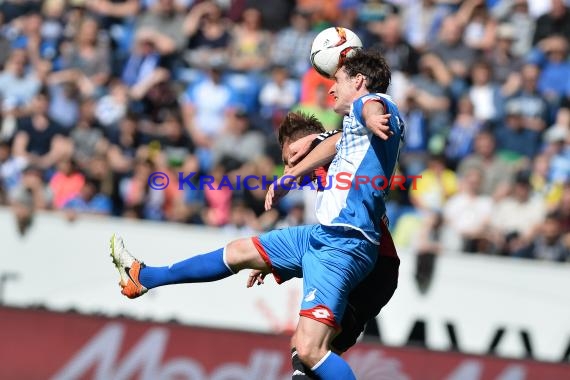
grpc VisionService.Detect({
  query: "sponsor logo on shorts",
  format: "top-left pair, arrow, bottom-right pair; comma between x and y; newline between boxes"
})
312,308 -> 331,319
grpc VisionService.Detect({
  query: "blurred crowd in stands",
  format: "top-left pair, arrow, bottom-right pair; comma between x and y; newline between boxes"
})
1,0 -> 570,263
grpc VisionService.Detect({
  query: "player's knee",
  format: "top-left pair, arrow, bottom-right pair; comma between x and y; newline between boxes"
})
295,338 -> 329,368
225,238 -> 267,272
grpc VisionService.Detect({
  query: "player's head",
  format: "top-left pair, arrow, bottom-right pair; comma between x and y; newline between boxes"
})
278,111 -> 325,165
330,49 -> 391,115
341,49 -> 391,94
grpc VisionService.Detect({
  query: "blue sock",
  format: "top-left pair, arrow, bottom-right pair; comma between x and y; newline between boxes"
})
311,351 -> 356,380
139,248 -> 234,289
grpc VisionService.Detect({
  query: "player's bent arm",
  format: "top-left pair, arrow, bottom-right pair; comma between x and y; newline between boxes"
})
288,134 -> 340,179
287,133 -> 321,165
362,100 -> 392,140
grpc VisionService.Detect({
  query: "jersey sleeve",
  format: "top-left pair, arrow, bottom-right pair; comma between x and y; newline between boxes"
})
352,94 -> 387,126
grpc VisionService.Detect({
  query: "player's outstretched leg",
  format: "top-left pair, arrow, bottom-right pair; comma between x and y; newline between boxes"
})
110,233 -> 149,298
110,233 -> 267,299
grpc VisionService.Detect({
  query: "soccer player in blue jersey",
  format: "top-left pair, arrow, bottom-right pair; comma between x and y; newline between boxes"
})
247,114 -> 400,379
110,49 -> 403,380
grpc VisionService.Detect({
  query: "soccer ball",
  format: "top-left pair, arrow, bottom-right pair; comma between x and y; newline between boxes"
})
310,27 -> 363,78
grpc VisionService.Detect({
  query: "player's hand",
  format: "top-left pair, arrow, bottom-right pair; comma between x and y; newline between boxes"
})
265,176 -> 294,210
366,113 -> 392,140
246,270 -> 267,288
288,133 -> 320,165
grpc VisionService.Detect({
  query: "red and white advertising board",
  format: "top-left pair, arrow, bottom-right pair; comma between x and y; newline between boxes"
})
1,307 -> 569,380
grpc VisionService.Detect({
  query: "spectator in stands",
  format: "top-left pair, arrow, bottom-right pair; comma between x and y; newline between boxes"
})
445,95 -> 482,170
370,14 -> 419,105
442,167 -> 493,253
83,153 -> 114,201
490,169 -> 546,255
371,15 -> 420,77
11,89 -> 72,170
246,0 -> 294,32
238,156 -> 280,230
0,50 -> 41,123
494,101 -> 542,159
455,0 -> 498,52
0,140 -> 26,198
292,83 -> 342,132
507,64 -> 550,131
222,201 -> 257,234
54,17 -> 111,97
407,53 -> 452,135
530,153 -> 564,209
119,158 -> 164,220
70,98 -> 106,168
0,22 -> 10,72
528,35 -> 570,112
201,159 -> 232,227
299,67 -> 335,110
513,211 -> 570,262
401,0 -> 451,51
183,1 -> 232,70
211,109 -> 266,168
6,10 -> 50,65
259,65 -> 299,132
180,64 -> 238,170
399,94 -> 429,175
431,15 -> 477,99
275,201 -> 305,229
9,164 -> 52,235
169,154 -> 204,224
0,0 -> 42,24
491,0 -> 535,58
532,0 -> 570,45
458,129 -> 516,198
156,111 -> 193,166
488,23 -> 523,96
45,75 -> 83,130
49,157 -> 85,210
120,30 -> 172,113
294,0 -> 338,28
270,8 -> 316,79
85,0 -> 141,33
106,113 -> 141,174
135,0 -> 186,54
410,153 -> 458,213
63,177 -> 112,217
94,79 -> 129,129
543,123 -> 570,183
553,183 -> 570,234
468,59 -> 504,126
228,7 -> 271,73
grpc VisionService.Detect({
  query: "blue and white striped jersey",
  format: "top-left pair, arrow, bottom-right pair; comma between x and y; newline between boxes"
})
315,93 -> 404,244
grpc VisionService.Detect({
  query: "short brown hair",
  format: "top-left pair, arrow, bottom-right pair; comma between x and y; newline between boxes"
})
342,49 -> 391,93
278,111 -> 325,148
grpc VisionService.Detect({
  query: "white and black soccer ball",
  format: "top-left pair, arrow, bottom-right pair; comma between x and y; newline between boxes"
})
310,27 -> 363,78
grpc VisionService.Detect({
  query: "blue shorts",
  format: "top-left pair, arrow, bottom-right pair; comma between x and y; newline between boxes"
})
252,224 -> 378,328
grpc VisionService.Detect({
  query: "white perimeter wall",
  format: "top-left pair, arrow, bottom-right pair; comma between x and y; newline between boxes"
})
1,207 -> 569,362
